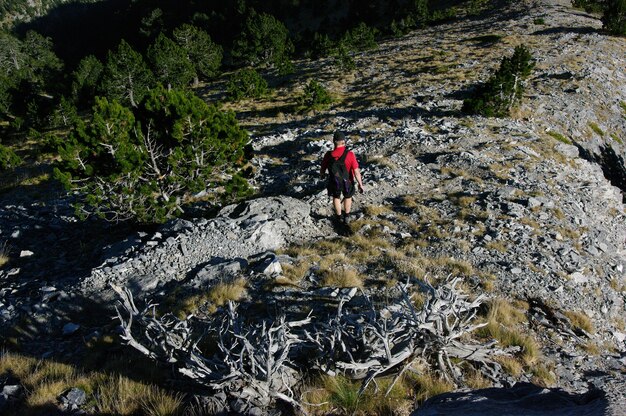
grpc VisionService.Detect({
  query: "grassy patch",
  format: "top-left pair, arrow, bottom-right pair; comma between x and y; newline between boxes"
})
610,133 -> 624,145
495,356 -> 523,377
304,374 -> 412,415
363,204 -> 393,217
279,259 -> 312,285
0,351 -> 183,416
320,267 -> 364,288
564,310 -> 594,333
0,242 -> 9,267
580,341 -> 600,355
531,363 -> 556,387
477,299 -> 538,365
588,122 -> 604,137
365,155 -> 398,170
546,131 -> 571,144
206,278 -> 247,313
485,240 -> 508,253
406,371 -> 454,404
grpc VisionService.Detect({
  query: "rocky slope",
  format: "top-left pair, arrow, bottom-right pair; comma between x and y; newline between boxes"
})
1,0 -> 625,414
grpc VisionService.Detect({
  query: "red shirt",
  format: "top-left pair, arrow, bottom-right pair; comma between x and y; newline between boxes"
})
321,146 -> 359,181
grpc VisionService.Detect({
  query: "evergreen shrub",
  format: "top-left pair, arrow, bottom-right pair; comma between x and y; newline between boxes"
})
54,86 -> 250,223
462,45 -> 534,117
227,68 -> 268,101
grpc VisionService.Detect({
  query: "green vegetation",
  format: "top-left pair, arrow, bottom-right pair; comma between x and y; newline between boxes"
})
148,33 -> 196,90
0,144 -> 21,170
232,10 -> 294,74
547,131 -> 572,144
588,122 -> 605,136
172,24 -> 222,83
340,22 -> 379,51
463,45 -> 534,117
227,68 -> 269,101
603,0 -> 626,36
0,351 -> 183,415
299,80 -> 332,111
54,87 -> 251,223
101,40 -> 154,108
571,0 -> 605,13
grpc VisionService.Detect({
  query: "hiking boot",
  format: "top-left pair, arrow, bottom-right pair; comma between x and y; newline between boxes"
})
342,213 -> 351,225
332,214 -> 342,225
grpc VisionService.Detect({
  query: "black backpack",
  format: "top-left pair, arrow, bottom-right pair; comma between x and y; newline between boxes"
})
328,148 -> 351,193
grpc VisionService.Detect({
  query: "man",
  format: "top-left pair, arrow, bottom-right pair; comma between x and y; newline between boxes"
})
320,131 -> 364,224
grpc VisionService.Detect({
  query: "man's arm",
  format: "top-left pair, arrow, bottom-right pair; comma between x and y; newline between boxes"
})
353,168 -> 364,192
320,152 -> 329,179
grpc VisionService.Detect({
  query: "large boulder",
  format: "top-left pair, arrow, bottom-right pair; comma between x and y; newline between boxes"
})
413,382 -> 623,416
83,197 -> 322,296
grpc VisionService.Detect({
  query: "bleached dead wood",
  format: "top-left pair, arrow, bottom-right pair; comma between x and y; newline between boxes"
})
112,276 -> 505,411
112,284 -> 309,413
305,276 -> 501,394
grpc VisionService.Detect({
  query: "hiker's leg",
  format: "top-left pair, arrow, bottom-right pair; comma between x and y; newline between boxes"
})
344,197 -> 352,214
333,197 -> 342,215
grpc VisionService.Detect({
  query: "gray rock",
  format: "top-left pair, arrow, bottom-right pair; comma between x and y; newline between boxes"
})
58,387 -> 87,411
19,250 -> 34,257
191,259 -> 247,288
1,385 -> 22,398
414,383 -> 609,416
62,322 -> 80,336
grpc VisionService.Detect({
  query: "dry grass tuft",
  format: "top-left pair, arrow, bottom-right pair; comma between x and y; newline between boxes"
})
484,240 -> 508,253
279,260 -> 312,284
320,267 -> 364,288
564,310 -> 594,334
206,278 -> 247,313
0,351 -> 183,416
406,371 -> 455,404
363,204 -> 393,217
580,341 -> 601,356
495,356 -> 523,377
465,367 -> 492,389
478,299 -> 538,365
0,242 -> 9,267
531,363 -> 556,387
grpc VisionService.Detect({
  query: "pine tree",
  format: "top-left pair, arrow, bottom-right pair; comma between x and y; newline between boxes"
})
173,24 -> 223,84
54,86 -> 251,223
232,10 -> 294,73
71,55 -> 104,106
148,33 -> 196,90
101,40 -> 154,108
603,0 -> 626,35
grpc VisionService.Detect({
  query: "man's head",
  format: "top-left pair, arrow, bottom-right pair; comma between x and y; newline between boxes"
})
333,131 -> 346,146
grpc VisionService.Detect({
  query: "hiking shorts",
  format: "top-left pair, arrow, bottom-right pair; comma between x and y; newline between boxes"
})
328,180 -> 355,199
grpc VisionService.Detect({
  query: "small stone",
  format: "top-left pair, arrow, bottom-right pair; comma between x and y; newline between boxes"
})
570,272 -> 588,284
10,230 -> 20,238
62,323 -> 80,336
58,387 -> 87,410
511,267 -> 523,275
614,332 -> 626,343
2,385 -> 23,398
19,250 -> 34,257
527,197 -> 541,208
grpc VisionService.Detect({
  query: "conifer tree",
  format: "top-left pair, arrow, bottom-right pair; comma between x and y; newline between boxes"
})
148,33 -> 196,90
603,0 -> 626,35
232,10 -> 294,73
54,86 -> 251,223
101,40 -> 154,108
173,24 -> 223,84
